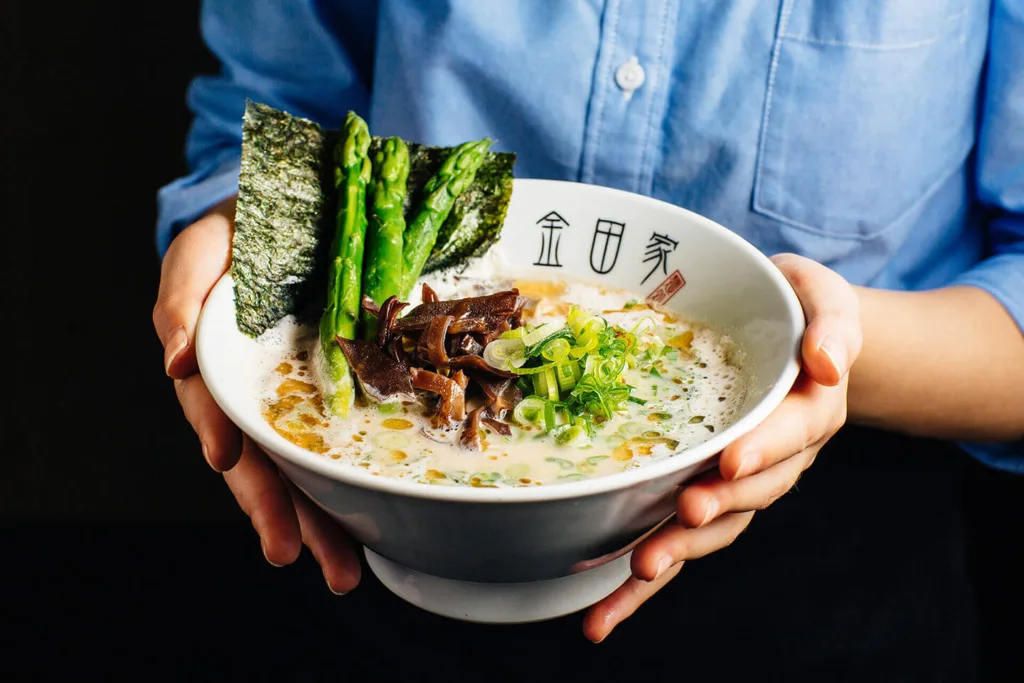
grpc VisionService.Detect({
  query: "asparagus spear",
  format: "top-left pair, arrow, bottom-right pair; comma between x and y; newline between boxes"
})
319,111 -> 372,416
400,138 -> 492,297
361,137 -> 410,340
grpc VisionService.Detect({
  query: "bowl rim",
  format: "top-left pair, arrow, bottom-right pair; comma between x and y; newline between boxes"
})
197,178 -> 804,504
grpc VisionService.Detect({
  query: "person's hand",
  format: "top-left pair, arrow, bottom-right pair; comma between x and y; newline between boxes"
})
152,197 -> 361,594
583,253 -> 863,642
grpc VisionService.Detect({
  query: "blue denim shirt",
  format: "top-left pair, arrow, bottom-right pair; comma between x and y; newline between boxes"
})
157,0 -> 1024,472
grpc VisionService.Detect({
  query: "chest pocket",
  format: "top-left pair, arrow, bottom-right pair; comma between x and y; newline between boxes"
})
752,0 -> 974,239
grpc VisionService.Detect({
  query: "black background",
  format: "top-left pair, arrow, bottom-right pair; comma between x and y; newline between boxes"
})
4,1 -> 231,522
3,1 -> 1022,680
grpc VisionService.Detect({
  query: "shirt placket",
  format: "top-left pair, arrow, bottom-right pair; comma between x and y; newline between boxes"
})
579,0 -> 679,196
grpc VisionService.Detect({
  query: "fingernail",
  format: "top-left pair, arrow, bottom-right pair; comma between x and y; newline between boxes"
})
701,497 -> 720,526
201,441 -> 214,469
654,554 -> 672,580
817,334 -> 847,380
324,569 -> 347,596
261,538 -> 283,568
735,451 -> 761,479
164,326 -> 187,375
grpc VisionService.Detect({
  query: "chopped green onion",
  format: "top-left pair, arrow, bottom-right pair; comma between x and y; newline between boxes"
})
576,454 -> 607,472
514,361 -> 559,376
525,328 -> 575,359
507,305 -> 649,438
569,336 -> 598,358
593,357 -> 624,385
532,371 -> 549,398
513,397 -> 547,426
555,362 -> 578,392
541,338 -> 571,362
445,471 -> 467,484
541,366 -> 559,401
545,456 -> 574,470
543,400 -> 557,431
483,338 -> 527,369
567,304 -> 587,329
578,412 -> 596,437
522,322 -> 563,347
554,425 -> 589,447
579,318 -> 605,339
500,327 -> 527,340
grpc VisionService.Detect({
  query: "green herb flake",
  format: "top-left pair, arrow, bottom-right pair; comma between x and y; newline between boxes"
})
545,457 -> 575,470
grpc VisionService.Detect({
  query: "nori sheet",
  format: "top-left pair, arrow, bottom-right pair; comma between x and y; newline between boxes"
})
232,100 -> 516,338
232,101 -> 333,338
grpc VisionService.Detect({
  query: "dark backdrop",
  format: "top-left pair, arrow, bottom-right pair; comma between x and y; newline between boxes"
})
4,1 -> 231,521
2,1 -> 1021,680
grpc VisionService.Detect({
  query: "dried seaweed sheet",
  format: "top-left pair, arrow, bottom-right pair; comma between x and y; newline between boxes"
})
232,101 -> 516,338
232,101 -> 332,338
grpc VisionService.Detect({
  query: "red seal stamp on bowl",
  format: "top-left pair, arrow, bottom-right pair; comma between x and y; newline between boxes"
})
645,269 -> 686,306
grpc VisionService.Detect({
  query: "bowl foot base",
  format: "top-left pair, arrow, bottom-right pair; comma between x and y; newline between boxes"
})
364,548 -> 632,625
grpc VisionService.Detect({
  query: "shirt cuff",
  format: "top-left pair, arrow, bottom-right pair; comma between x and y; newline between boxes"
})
155,156 -> 241,258
948,254 -> 1024,472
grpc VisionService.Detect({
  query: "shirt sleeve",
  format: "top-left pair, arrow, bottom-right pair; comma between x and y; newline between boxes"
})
949,0 -> 1024,471
155,0 -> 371,256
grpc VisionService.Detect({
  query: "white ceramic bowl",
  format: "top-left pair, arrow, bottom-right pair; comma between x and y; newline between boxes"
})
197,179 -> 804,623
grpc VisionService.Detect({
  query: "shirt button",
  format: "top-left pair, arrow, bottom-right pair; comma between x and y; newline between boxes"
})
615,56 -> 646,93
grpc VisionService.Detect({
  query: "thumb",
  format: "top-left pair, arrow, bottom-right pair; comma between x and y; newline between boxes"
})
153,197 -> 236,379
771,253 -> 863,387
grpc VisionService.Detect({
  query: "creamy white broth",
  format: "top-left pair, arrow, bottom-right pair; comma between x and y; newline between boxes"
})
259,274 -> 747,487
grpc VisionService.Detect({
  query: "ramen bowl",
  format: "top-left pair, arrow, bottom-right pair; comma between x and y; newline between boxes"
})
196,179 -> 804,623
